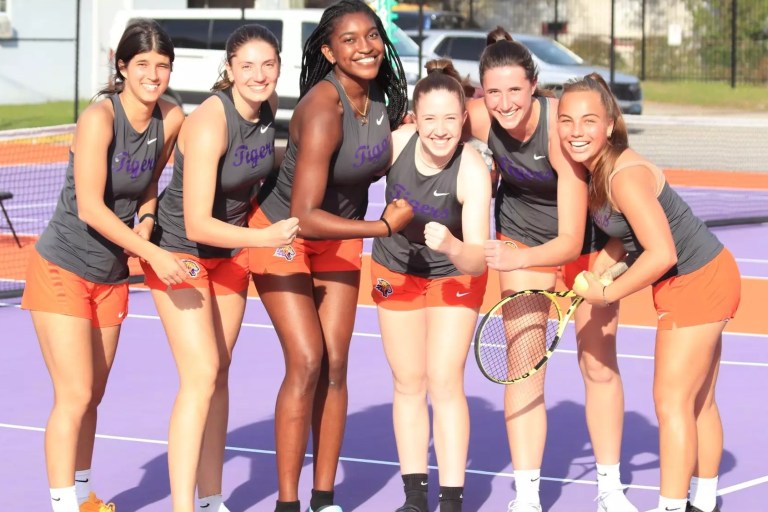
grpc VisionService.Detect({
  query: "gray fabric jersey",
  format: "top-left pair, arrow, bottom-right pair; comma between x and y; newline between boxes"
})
155,89 -> 276,258
594,182 -> 723,283
372,133 -> 464,278
258,71 -> 392,225
488,96 -> 606,253
36,95 -> 164,284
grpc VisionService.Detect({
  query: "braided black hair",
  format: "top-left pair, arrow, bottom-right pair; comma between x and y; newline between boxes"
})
300,0 -> 408,128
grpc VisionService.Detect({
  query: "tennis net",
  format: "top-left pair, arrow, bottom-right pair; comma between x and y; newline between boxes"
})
1,115 -> 767,298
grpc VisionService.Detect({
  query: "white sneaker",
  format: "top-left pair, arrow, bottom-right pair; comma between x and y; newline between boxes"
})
508,501 -> 543,512
307,506 -> 343,512
596,488 -> 639,512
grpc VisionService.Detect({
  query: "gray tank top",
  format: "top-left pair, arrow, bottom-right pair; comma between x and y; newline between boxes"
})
594,181 -> 723,283
36,95 -> 164,283
155,89 -> 276,258
372,133 -> 464,278
488,96 -> 606,253
258,71 -> 392,224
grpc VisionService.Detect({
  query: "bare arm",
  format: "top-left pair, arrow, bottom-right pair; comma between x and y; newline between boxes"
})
183,96 -> 298,249
486,99 -> 587,271
580,163 -> 677,305
74,101 -> 187,285
425,144 -> 491,276
290,82 -> 411,239
132,100 -> 184,242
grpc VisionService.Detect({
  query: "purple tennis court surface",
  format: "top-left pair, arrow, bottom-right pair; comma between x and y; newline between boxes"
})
2,221 -> 767,512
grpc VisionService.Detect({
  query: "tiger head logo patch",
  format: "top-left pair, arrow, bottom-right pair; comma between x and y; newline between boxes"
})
274,245 -> 296,261
375,277 -> 393,298
180,259 -> 201,278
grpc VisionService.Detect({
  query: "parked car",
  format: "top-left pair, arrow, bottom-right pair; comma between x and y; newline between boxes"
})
418,29 -> 643,114
394,9 -> 469,44
109,8 -> 428,125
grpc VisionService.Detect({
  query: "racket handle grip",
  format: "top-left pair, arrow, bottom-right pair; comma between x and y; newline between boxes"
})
600,261 -> 629,281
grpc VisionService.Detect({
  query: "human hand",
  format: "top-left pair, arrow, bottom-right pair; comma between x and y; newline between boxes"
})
125,219 -> 154,257
147,249 -> 189,286
484,240 -> 526,271
424,222 -> 457,254
381,199 -> 414,234
256,217 -> 300,248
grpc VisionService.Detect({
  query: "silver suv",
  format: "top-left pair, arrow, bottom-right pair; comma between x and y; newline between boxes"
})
418,29 -> 643,115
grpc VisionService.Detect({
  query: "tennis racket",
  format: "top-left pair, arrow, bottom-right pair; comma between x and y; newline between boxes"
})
474,261 -> 628,385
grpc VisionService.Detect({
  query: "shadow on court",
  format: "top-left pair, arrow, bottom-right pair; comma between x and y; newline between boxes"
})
104,396 -> 737,511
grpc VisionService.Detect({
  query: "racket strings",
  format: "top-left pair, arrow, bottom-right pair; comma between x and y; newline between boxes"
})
477,294 -> 560,383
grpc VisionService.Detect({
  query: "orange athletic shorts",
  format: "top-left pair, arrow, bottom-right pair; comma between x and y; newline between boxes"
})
370,260 -> 488,311
560,251 -> 600,290
496,233 -> 558,274
652,248 -> 741,330
141,249 -> 249,295
248,206 -> 363,275
21,250 -> 129,328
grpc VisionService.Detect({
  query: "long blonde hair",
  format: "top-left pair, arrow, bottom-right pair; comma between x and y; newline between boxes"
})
561,73 -> 628,212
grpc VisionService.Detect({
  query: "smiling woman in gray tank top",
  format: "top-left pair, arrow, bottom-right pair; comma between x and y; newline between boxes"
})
245,2 -> 412,511
464,28 -> 636,512
137,25 -> 298,512
20,19 -> 186,512
370,59 -> 491,512
558,73 -> 740,512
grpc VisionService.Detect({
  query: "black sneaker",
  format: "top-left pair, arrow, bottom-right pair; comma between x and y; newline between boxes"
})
686,502 -> 720,512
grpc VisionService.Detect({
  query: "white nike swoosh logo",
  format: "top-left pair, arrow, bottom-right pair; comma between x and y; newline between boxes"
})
376,112 -> 385,125
118,311 -> 125,318
260,123 -> 272,134
533,153 -> 546,160
433,191 -> 449,197
456,292 -> 470,297
147,138 -> 157,145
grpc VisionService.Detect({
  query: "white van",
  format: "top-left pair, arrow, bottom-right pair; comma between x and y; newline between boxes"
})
109,8 -> 429,126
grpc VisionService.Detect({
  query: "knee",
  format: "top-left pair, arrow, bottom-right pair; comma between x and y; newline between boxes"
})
653,387 -> 694,424
392,371 -> 427,399
179,360 -> 219,399
325,352 -> 349,389
56,385 -> 93,417
285,352 -> 323,392
426,369 -> 463,402
578,353 -> 620,385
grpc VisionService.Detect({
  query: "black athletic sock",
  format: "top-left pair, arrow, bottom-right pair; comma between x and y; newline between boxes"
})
310,489 -> 334,511
400,473 -> 429,512
275,500 -> 300,512
438,486 -> 464,512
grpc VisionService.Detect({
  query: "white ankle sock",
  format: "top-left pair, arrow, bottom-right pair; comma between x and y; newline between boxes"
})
514,469 -> 541,504
75,469 -> 92,505
197,494 -> 231,512
596,462 -> 623,492
50,485 -> 79,512
690,476 -> 718,512
657,495 -> 687,512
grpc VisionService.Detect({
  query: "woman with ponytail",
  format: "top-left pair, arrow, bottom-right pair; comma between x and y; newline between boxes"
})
371,58 -> 491,512
465,27 -> 637,512
21,18 -> 187,512
142,24 -> 298,512
557,73 -> 739,512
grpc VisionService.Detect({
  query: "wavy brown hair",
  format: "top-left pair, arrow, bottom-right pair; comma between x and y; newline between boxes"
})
561,72 -> 629,212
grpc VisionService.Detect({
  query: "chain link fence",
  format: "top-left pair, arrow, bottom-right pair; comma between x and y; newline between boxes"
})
416,0 -> 768,85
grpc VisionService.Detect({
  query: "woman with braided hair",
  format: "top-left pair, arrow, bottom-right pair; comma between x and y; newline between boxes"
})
247,1 -> 412,511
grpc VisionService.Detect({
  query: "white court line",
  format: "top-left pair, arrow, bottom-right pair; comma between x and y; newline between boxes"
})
3,299 -> 767,341
2,422 -> 764,495
0,422 -> 661,490
123,313 -> 768,366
